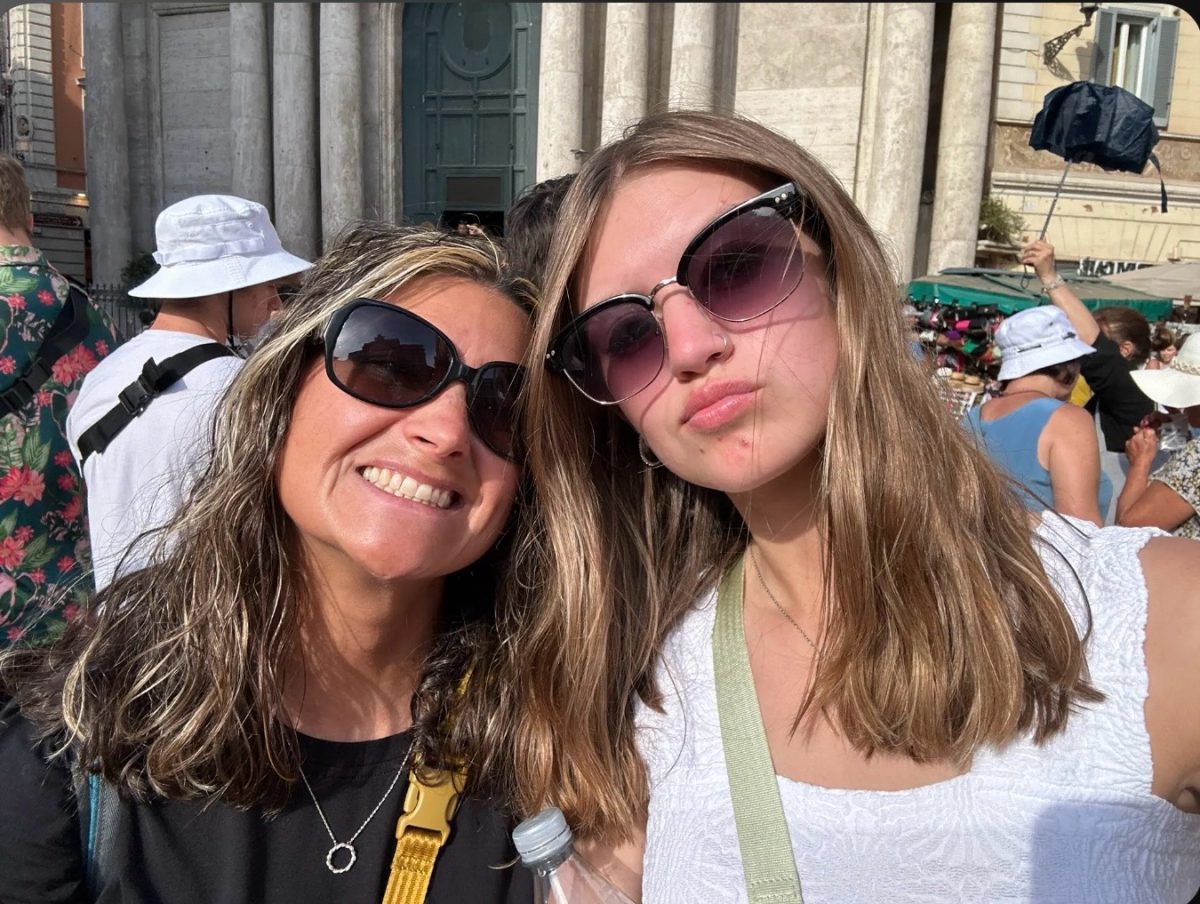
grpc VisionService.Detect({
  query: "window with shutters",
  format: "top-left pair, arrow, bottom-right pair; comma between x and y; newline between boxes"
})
1092,7 -> 1180,129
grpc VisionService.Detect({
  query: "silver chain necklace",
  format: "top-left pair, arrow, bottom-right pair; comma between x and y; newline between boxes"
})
299,752 -> 410,874
748,545 -> 818,652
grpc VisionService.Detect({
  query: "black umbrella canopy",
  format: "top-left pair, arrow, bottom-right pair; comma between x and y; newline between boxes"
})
1029,80 -> 1167,212
1030,80 -> 1160,173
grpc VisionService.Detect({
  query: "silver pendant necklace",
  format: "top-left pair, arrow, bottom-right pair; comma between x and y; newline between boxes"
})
299,753 -> 409,874
748,545 -> 819,651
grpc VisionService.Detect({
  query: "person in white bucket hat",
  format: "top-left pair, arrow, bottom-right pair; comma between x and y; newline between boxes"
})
66,194 -> 311,589
963,305 -> 1110,525
1118,335 -> 1200,537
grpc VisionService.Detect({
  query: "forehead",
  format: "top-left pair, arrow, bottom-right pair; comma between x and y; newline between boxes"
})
378,275 -> 529,364
577,165 -> 772,308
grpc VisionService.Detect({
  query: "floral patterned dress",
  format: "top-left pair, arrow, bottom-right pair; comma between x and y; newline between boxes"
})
0,245 -> 118,646
1151,435 -> 1200,539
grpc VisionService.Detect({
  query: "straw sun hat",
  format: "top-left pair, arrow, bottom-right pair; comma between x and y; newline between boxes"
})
1132,336 -> 1200,410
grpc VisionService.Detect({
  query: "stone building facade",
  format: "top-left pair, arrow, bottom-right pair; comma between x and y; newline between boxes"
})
986,2 -> 1200,279
29,2 -> 1200,287
2,3 -> 89,280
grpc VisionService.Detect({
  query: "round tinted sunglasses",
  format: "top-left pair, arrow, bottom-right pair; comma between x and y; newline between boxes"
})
545,182 -> 826,405
323,299 -> 524,460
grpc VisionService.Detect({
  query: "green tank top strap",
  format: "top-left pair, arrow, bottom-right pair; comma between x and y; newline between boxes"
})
712,553 -> 805,903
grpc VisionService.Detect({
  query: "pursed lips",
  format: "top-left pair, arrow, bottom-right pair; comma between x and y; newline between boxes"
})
681,379 -> 759,425
359,466 -> 456,509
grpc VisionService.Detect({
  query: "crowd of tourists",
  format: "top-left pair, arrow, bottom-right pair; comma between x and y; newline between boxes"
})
1,109 -> 1198,904
945,240 -> 1199,539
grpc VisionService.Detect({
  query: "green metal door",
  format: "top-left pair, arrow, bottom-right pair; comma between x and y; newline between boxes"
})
401,3 -> 540,234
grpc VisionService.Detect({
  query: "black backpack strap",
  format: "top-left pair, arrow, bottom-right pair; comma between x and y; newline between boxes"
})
70,756 -> 122,899
76,342 -> 235,465
0,284 -> 92,417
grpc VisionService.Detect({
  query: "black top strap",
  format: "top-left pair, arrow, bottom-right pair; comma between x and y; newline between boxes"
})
76,342 -> 235,464
0,284 -> 92,416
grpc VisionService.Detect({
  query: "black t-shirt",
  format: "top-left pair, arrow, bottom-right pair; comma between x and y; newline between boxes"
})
0,698 -> 532,903
1080,331 -> 1155,453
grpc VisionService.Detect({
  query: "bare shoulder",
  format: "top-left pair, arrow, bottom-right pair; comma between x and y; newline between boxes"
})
1139,536 -> 1200,810
1140,535 -> 1200,616
1046,400 -> 1096,436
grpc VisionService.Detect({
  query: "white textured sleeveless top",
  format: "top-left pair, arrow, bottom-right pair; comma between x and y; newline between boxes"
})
636,519 -> 1200,903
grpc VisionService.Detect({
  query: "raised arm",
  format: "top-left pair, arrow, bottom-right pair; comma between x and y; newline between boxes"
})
1019,240 -> 1100,345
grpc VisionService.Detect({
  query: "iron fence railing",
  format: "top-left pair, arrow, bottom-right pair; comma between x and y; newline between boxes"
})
86,283 -> 156,343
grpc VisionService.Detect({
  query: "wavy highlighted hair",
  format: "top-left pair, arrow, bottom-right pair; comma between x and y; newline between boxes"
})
469,110 -> 1099,842
1,222 -> 534,810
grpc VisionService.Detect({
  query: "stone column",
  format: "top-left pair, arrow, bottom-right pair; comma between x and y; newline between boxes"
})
668,3 -> 716,110
927,4 -> 998,275
230,4 -> 272,210
272,3 -> 319,260
319,3 -> 363,246
362,3 -> 401,222
82,3 -> 132,286
864,3 -> 935,283
601,3 -> 649,144
536,3 -> 584,180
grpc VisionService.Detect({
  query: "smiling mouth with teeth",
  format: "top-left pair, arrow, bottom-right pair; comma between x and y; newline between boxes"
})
360,466 -> 455,509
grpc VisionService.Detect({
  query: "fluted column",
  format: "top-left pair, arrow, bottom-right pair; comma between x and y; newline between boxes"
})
927,4 -> 998,275
230,3 -> 272,209
319,3 -> 363,246
536,3 -> 584,180
668,3 -> 716,110
864,3 -> 935,282
82,3 -> 132,286
272,3 -> 319,259
601,3 -> 649,144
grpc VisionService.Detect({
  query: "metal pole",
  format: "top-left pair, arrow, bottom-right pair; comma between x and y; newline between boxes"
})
1039,160 -> 1072,241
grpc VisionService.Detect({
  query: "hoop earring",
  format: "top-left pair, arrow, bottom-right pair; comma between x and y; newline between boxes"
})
638,435 -> 663,469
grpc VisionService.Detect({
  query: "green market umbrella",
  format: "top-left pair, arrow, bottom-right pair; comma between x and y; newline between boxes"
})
907,268 -> 1173,320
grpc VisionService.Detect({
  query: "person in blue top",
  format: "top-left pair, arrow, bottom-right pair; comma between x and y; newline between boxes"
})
963,305 -> 1110,525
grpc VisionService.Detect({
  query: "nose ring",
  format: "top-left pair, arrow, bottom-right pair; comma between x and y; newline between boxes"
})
714,333 -> 729,356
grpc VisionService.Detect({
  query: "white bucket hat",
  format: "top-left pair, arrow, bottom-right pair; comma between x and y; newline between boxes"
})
995,306 -> 1095,381
1131,337 -> 1200,409
128,194 -> 311,299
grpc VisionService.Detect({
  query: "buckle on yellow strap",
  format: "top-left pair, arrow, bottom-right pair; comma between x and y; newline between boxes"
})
395,769 -> 463,845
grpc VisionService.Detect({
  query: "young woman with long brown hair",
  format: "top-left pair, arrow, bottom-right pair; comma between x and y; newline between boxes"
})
501,111 -> 1200,901
0,224 -> 534,903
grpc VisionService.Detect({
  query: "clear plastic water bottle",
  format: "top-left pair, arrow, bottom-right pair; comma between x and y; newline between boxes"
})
512,807 -> 637,904
1159,409 -> 1191,452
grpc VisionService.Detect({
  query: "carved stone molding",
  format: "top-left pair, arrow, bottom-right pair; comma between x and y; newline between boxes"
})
992,122 -> 1200,184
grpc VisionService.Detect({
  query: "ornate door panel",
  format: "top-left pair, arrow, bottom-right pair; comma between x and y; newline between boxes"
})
402,3 -> 540,234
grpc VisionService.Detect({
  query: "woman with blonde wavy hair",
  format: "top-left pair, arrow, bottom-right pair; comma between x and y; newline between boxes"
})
502,111 -> 1200,902
0,223 -> 533,903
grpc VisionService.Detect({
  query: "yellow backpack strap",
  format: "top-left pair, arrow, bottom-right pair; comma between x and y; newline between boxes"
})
381,765 -> 467,904
382,671 -> 473,904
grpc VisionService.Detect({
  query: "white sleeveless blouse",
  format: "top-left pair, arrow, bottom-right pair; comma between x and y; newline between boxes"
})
636,519 -> 1200,903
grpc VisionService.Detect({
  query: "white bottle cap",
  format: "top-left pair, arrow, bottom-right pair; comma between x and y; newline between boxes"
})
512,807 -> 573,865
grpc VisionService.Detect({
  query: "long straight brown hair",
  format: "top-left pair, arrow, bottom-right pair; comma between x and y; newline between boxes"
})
460,110 -> 1099,843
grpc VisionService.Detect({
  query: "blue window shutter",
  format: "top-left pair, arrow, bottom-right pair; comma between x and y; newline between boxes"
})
1092,9 -> 1116,84
1151,16 -> 1179,129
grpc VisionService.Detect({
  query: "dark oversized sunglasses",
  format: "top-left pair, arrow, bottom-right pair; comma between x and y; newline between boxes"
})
545,182 -> 826,405
323,298 -> 524,460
